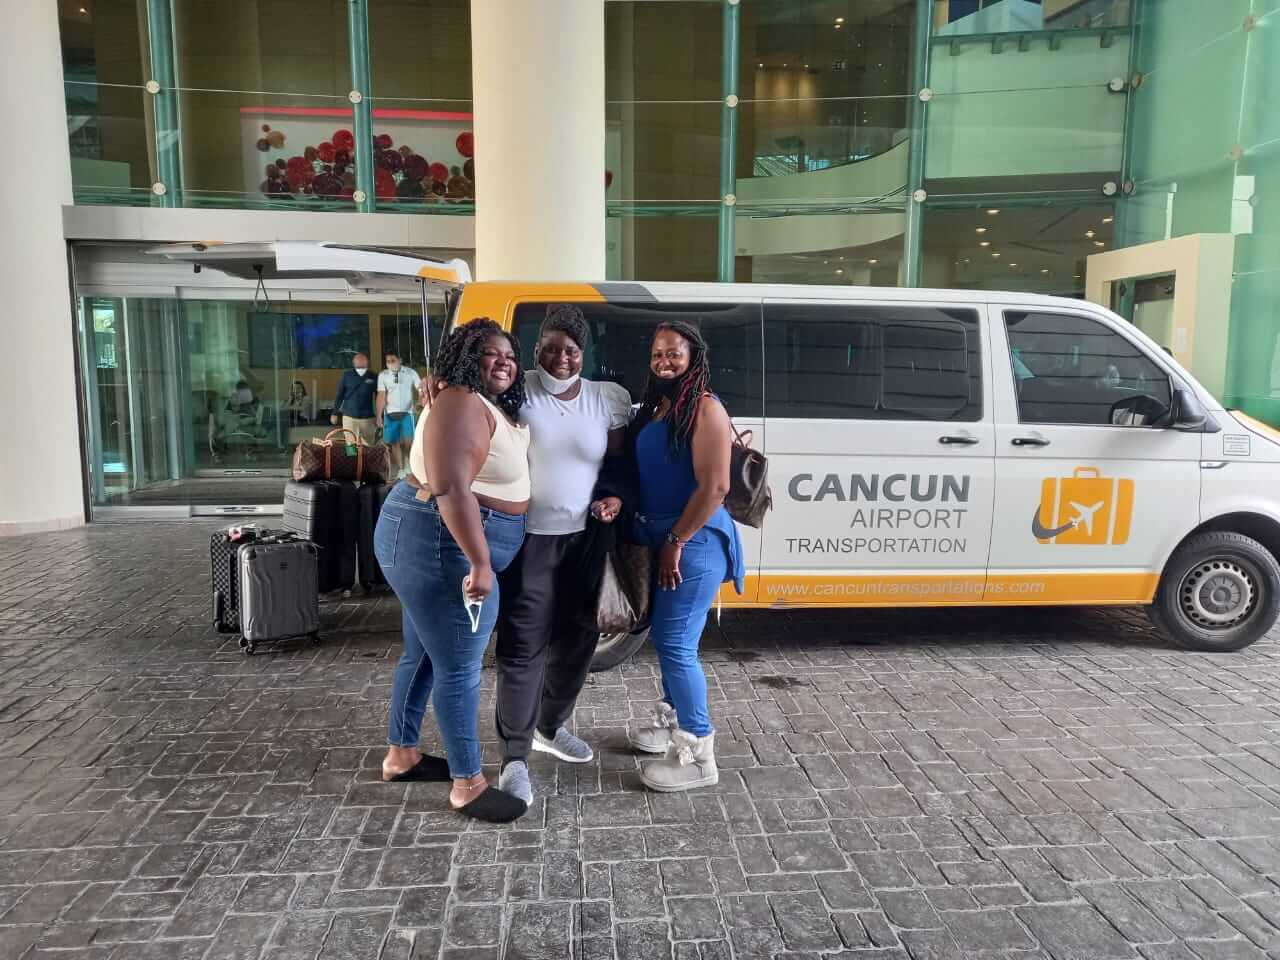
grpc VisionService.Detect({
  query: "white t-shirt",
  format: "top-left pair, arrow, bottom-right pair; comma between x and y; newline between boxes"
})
377,367 -> 422,414
521,371 -> 632,535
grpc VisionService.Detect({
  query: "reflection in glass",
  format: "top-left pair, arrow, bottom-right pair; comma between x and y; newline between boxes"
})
78,295 -> 444,509
932,0 -> 1131,37
60,0 -> 152,201
921,204 -> 1114,296
736,210 -> 906,286
742,1 -> 915,176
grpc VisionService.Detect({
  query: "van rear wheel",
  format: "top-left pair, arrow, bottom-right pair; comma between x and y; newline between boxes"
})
1148,531 -> 1280,652
591,627 -> 650,672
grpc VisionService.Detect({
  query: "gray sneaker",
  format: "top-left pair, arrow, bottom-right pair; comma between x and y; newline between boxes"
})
499,760 -> 532,805
532,727 -> 593,764
628,702 -> 678,755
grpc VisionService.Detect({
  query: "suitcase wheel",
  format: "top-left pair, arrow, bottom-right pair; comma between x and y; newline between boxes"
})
309,632 -> 322,646
238,636 -> 256,656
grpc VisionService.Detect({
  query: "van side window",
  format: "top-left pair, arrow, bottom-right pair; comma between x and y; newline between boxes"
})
1005,311 -> 1171,426
511,301 -> 762,417
764,303 -> 981,421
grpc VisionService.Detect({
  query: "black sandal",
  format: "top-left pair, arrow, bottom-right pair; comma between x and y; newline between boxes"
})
454,786 -> 528,823
383,754 -> 451,782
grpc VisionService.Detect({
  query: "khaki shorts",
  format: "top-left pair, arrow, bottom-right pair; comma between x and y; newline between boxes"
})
342,416 -> 378,447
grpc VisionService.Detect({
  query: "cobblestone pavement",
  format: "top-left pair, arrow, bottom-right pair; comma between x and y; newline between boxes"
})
3,522 -> 1280,960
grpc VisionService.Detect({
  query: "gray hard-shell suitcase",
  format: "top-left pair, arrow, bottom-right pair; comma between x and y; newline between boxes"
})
237,540 -> 321,654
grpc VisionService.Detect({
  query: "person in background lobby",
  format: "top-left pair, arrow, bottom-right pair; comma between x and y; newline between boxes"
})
377,350 -> 422,479
331,352 -> 379,445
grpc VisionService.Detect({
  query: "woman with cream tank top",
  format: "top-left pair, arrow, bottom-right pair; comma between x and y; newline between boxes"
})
373,318 -> 532,824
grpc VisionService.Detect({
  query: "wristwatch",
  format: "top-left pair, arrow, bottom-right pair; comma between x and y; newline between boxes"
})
665,532 -> 685,547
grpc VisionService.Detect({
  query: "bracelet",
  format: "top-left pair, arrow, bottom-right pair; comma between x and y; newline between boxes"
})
665,532 -> 686,547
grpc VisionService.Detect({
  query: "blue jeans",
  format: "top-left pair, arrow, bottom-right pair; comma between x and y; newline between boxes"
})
636,516 -> 731,738
375,481 -> 525,778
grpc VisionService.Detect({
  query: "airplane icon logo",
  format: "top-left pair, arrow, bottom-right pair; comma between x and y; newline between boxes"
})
1067,500 -> 1105,536
1033,467 -> 1135,545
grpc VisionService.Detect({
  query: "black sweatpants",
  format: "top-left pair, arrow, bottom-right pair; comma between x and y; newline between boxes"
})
495,531 -> 599,763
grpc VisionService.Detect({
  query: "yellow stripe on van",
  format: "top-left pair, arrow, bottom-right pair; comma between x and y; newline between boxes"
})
1231,410 -> 1280,443
416,264 -> 462,283
723,572 -> 1158,609
455,283 -> 607,329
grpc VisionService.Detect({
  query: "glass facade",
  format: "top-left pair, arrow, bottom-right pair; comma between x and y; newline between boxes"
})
57,0 -> 1280,515
74,262 -> 450,511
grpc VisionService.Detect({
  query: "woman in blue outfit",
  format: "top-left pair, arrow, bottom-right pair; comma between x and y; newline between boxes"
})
625,320 -> 745,792
374,318 -> 531,823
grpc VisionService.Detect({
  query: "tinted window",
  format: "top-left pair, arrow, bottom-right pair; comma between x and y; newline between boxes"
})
764,303 -> 982,421
1005,311 -> 1171,426
511,301 -> 762,417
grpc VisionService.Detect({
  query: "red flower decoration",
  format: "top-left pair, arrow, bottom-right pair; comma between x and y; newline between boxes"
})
317,141 -> 336,164
429,161 -> 448,183
333,129 -> 355,152
334,148 -> 352,166
256,138 -> 270,152
262,124 -> 271,133
375,167 -> 397,199
312,172 -> 343,197
404,154 -> 428,181
456,131 -> 474,158
374,133 -> 394,151
380,149 -> 403,172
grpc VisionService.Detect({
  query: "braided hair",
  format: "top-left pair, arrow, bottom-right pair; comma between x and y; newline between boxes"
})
433,318 -> 526,419
638,319 -> 711,459
540,303 -> 590,350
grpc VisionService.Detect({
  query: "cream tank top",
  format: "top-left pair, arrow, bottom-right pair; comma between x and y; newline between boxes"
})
409,391 -> 531,501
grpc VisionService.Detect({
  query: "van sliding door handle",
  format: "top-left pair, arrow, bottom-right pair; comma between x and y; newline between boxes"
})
938,435 -> 980,446
1011,436 -> 1051,447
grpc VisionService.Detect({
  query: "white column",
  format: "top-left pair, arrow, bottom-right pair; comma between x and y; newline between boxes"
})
0,1 -> 85,535
470,0 -> 606,281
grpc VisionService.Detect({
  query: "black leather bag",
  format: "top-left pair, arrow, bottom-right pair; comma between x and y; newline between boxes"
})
586,542 -> 652,635
724,423 -> 772,528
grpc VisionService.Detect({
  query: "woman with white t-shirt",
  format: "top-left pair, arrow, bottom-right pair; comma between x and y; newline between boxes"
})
494,304 -> 632,806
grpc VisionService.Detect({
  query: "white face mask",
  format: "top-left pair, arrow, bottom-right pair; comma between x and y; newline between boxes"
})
535,365 -> 580,395
354,366 -> 367,376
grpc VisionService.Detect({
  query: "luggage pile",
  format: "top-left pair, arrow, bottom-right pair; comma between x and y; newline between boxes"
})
209,429 -> 399,655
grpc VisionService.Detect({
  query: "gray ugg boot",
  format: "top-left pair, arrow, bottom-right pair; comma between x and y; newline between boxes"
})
640,729 -> 717,792
628,702 -> 678,755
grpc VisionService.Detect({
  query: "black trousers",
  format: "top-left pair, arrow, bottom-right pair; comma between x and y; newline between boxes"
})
495,531 -> 599,763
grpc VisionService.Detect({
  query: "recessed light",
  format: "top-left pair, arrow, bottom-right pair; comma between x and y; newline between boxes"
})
1009,263 -> 1018,268
835,16 -> 845,23
975,227 -> 987,234
783,63 -> 788,67
987,208 -> 1000,215
804,64 -> 810,69
835,22 -> 843,28
868,259 -> 878,264
835,268 -> 844,274
758,63 -> 764,68
1102,216 -> 1113,223
1094,241 -> 1105,247
979,241 -> 991,247
1086,230 -> 1095,238
992,252 -> 1001,258
1041,268 -> 1049,274
79,6 -> 87,12
839,255 -> 845,261
1074,274 -> 1082,279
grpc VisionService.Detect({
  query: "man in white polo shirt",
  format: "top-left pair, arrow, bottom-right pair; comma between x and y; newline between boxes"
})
376,350 -> 422,480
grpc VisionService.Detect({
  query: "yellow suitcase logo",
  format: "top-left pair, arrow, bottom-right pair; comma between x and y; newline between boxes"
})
1032,466 -> 1134,545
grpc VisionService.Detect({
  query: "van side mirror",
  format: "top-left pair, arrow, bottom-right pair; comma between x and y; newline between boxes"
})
1168,386 -> 1208,430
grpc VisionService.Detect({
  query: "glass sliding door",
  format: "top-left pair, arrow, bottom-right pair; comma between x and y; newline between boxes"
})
78,292 -> 443,516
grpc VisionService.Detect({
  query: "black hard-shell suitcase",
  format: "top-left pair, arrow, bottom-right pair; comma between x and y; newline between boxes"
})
237,541 -> 321,654
211,527 -> 299,633
358,482 -> 396,590
283,480 -> 358,593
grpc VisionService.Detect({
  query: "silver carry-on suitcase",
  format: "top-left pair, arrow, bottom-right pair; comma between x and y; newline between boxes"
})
237,540 -> 322,654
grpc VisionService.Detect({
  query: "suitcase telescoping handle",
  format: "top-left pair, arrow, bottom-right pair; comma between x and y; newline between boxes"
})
212,589 -> 223,626
1073,467 -> 1102,479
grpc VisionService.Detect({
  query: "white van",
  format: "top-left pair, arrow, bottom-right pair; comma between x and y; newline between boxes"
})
155,244 -> 1280,664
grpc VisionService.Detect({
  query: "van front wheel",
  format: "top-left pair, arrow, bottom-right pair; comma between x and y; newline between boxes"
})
591,627 -> 650,672
1148,531 -> 1280,652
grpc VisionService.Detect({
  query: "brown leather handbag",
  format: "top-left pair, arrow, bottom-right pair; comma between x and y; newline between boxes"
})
591,542 -> 652,635
292,428 -> 391,484
724,423 -> 772,528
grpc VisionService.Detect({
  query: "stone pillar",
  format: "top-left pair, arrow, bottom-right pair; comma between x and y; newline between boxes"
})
470,0 -> 606,281
0,1 -> 85,534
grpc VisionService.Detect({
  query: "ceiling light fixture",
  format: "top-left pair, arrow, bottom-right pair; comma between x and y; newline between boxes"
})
1009,263 -> 1018,268
1086,230 -> 1096,238
987,208 -> 1000,215
835,16 -> 845,23
992,252 -> 1001,258
1094,241 -> 1105,247
979,241 -> 991,247
1102,216 -> 1114,223
868,258 -> 879,264
835,268 -> 844,274
1041,268 -> 1049,274
975,227 -> 987,234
